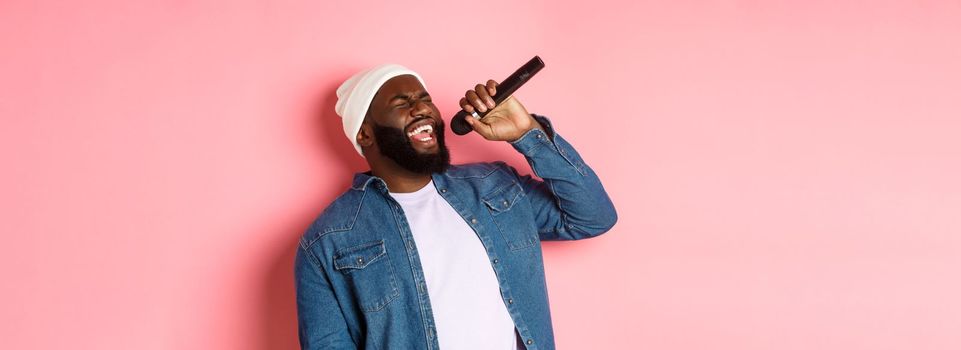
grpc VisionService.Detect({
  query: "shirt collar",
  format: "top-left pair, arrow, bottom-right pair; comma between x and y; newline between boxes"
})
350,171 -> 383,192
350,170 -> 448,192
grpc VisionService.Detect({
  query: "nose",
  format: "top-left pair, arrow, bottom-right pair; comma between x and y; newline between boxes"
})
410,99 -> 432,117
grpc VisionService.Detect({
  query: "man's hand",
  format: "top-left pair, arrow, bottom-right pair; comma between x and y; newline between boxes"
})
459,80 -> 542,142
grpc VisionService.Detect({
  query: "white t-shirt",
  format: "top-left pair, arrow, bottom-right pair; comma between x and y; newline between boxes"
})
389,180 -> 519,350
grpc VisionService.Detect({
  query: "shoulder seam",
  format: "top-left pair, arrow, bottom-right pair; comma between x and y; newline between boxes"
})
302,188 -> 367,248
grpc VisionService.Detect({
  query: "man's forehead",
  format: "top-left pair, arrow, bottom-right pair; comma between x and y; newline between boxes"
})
375,75 -> 427,100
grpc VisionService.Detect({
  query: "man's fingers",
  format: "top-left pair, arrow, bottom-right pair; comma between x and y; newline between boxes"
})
460,80 -> 500,117
465,89 -> 487,113
486,80 -> 497,96
459,97 -> 475,114
475,84 -> 495,109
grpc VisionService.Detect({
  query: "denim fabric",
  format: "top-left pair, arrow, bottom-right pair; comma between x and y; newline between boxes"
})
295,115 -> 618,350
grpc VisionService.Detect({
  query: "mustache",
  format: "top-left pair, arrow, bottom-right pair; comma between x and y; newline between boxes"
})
406,115 -> 439,130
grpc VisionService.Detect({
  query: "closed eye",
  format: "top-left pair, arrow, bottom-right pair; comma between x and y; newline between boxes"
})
392,93 -> 432,108
390,91 -> 434,109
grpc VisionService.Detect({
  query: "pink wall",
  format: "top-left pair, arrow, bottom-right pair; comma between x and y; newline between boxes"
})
3,1 -> 960,349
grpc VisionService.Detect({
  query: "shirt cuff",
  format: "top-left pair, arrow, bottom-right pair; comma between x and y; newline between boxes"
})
508,114 -> 557,155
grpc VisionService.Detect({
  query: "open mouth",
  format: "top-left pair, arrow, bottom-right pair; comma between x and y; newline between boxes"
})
406,119 -> 435,144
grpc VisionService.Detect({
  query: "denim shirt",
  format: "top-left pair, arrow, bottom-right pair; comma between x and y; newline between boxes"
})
295,115 -> 618,350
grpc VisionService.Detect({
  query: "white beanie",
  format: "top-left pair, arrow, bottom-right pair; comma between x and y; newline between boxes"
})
335,64 -> 426,157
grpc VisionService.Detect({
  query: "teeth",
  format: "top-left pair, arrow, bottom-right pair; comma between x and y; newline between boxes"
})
407,124 -> 433,137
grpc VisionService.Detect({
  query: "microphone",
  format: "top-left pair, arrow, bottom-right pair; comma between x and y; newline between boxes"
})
450,56 -> 546,135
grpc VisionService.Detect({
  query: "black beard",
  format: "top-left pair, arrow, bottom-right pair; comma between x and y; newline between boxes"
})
371,119 -> 450,174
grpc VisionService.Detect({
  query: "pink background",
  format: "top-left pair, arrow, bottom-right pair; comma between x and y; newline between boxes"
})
3,1 -> 960,349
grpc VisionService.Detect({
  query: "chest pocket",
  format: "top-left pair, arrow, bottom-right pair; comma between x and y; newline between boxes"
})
483,181 -> 538,250
333,240 -> 399,312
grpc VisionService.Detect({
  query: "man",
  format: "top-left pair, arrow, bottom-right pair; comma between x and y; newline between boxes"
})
295,63 -> 617,350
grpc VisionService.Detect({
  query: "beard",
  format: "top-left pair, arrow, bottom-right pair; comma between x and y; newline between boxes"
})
371,118 -> 450,174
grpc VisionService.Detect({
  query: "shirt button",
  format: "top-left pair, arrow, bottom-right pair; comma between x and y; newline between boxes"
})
508,298 -> 513,304
527,339 -> 533,345
493,258 -> 499,264
536,134 -> 542,139
471,218 -> 478,224
357,257 -> 364,264
502,200 -> 509,207
440,188 -> 447,193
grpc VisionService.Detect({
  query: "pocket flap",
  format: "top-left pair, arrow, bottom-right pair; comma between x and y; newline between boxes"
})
482,181 -> 524,213
333,240 -> 387,270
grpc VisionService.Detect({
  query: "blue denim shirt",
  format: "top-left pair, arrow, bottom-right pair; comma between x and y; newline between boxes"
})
295,115 -> 618,349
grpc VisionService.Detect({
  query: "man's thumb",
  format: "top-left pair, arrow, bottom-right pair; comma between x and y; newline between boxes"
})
466,117 -> 492,139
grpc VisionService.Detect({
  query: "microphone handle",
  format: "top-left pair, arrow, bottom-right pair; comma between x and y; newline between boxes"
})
451,56 -> 546,135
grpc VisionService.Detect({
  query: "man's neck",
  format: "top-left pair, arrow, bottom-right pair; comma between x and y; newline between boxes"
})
369,164 -> 432,193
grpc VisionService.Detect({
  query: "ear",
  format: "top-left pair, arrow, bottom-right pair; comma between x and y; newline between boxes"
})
356,121 -> 374,149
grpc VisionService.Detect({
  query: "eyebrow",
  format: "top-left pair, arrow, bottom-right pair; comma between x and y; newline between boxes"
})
388,91 -> 430,104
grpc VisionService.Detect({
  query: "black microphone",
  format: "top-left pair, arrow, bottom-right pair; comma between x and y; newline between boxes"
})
450,56 -> 546,135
